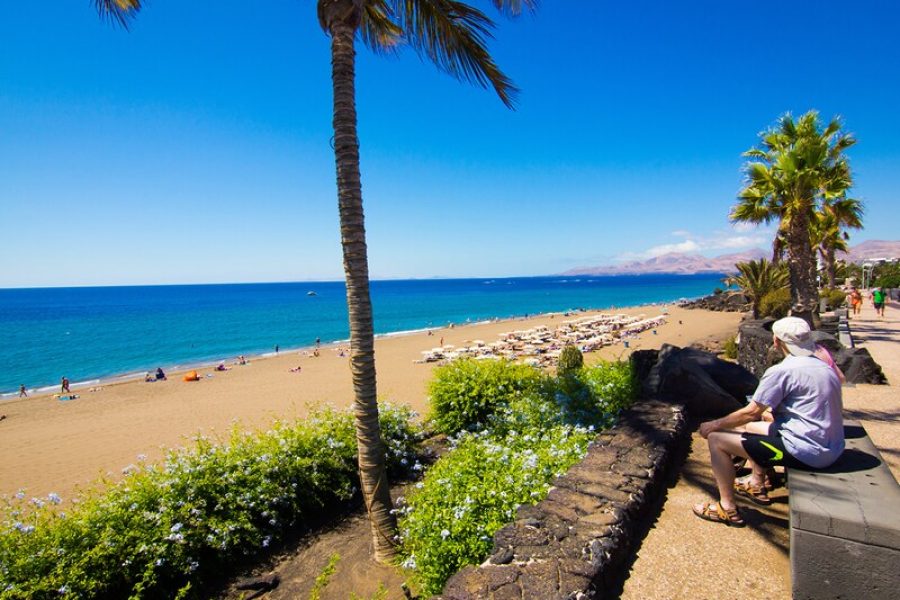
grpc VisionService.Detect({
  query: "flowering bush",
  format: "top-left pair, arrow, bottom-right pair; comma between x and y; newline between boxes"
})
0,405 -> 421,599
398,416 -> 593,595
400,359 -> 638,595
427,359 -> 547,435
580,360 -> 638,416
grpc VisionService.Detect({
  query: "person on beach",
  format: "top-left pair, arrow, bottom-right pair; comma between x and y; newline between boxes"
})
275,345 -> 280,354
692,317 -> 844,527
315,337 -> 321,347
61,377 -> 70,394
19,384 -> 27,397
155,367 -> 167,380
872,287 -> 887,318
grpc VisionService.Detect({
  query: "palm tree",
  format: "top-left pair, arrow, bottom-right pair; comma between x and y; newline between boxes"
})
724,259 -> 789,318
815,196 -> 863,289
94,0 -> 533,561
730,111 -> 855,326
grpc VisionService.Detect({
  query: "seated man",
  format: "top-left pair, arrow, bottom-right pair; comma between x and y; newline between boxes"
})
693,316 -> 844,526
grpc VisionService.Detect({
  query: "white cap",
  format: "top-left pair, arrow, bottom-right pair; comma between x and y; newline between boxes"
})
772,317 -> 816,357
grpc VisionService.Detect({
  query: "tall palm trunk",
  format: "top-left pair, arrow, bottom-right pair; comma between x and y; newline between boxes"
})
329,16 -> 396,561
787,207 -> 818,326
825,246 -> 837,289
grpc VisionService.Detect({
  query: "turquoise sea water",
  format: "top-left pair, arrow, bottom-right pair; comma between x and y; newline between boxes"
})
0,274 -> 724,395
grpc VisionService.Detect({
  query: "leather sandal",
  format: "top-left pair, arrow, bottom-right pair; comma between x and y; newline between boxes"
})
692,501 -> 745,527
734,477 -> 772,505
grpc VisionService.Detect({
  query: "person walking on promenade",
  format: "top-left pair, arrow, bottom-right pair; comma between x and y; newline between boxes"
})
849,287 -> 862,316
19,384 -> 27,397
61,377 -> 70,394
692,317 -> 844,526
872,287 -> 887,318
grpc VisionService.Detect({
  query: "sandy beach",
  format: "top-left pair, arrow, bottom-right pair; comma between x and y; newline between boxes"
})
0,305 -> 740,501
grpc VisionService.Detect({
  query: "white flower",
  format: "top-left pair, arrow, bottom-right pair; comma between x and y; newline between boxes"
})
47,493 -> 62,505
170,522 -> 183,532
440,529 -> 450,539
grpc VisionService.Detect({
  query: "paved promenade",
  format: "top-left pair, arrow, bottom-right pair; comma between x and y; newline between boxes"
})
620,303 -> 898,599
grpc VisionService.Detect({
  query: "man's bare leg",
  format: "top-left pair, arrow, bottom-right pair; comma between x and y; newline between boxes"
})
706,431 -> 748,509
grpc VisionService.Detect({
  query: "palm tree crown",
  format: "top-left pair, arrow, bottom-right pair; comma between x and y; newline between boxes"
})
731,111 -> 856,325
724,259 -> 789,319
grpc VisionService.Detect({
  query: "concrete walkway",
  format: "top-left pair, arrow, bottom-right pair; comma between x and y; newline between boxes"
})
620,303 -> 899,599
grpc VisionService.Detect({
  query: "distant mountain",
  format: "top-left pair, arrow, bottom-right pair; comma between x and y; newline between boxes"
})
563,240 -> 900,275
840,240 -> 900,263
562,248 -> 768,276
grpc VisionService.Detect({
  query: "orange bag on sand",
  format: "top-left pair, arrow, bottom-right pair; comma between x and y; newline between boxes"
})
183,370 -> 200,382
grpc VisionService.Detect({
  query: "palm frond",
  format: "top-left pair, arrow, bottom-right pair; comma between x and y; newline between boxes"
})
93,0 -> 141,29
490,0 -> 539,17
398,0 -> 518,108
360,0 -> 403,54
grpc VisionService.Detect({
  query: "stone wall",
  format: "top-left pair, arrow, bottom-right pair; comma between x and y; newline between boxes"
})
434,400 -> 689,600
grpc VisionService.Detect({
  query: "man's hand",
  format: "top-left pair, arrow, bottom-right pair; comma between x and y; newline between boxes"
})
699,420 -> 719,439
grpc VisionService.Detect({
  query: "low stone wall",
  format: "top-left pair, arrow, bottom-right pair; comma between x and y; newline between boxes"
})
435,400 -> 689,600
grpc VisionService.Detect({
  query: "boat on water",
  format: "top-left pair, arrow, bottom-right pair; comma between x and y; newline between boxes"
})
307,291 -> 317,296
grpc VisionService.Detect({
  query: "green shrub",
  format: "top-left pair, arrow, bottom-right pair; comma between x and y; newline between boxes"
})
556,345 -> 584,376
875,274 -> 900,288
427,359 -> 546,435
398,401 -> 593,595
0,406 -> 421,599
723,335 -> 738,360
401,359 -> 638,595
819,289 -> 847,310
759,288 -> 791,318
580,360 -> 638,416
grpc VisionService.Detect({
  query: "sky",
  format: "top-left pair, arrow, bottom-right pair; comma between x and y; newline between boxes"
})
1,1 -> 899,288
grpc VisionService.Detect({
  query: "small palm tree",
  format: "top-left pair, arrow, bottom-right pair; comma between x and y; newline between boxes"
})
815,196 -> 863,289
731,111 -> 855,326
94,0 -> 534,561
724,259 -> 789,318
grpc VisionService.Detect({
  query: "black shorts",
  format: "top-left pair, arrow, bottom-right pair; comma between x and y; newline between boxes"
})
740,426 -> 809,469
874,302 -> 884,309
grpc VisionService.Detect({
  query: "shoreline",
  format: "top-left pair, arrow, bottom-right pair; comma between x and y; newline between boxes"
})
2,298 -> 704,402
0,303 -> 741,500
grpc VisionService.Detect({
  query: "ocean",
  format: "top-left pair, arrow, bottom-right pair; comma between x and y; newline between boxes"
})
0,274 -> 724,395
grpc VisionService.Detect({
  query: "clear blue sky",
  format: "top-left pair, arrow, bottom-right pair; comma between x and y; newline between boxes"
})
2,1 -> 898,287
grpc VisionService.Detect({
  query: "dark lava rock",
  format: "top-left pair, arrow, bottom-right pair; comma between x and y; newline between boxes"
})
737,319 -> 781,378
835,347 -> 888,384
682,291 -> 751,312
649,344 -> 755,418
738,318 -> 887,385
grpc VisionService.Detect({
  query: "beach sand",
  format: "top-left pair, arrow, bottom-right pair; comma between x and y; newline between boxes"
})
0,305 -> 740,500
